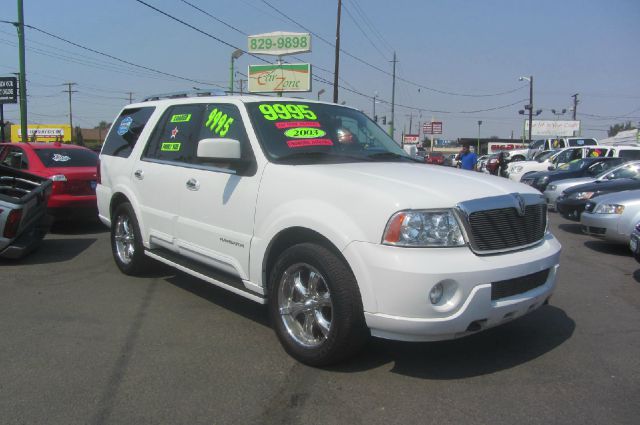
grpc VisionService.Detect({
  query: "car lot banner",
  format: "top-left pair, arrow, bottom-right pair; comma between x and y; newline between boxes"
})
488,142 -> 527,153
10,124 -> 72,142
403,134 -> 420,144
525,120 -> 580,136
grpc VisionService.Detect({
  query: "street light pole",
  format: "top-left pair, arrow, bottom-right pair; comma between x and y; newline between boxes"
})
519,75 -> 534,143
230,49 -> 243,94
372,91 -> 378,121
477,120 -> 482,154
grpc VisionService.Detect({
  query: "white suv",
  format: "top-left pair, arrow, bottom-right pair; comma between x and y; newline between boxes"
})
97,93 -> 561,365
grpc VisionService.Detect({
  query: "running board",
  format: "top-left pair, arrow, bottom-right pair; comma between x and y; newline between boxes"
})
145,248 -> 267,304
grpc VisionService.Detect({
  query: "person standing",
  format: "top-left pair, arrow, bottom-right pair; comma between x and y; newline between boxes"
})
459,145 -> 477,170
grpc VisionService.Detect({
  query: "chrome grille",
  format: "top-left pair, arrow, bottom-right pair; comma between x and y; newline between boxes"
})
465,203 -> 546,253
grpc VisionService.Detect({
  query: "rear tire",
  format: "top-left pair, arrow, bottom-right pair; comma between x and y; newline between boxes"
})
110,202 -> 149,275
268,243 -> 369,366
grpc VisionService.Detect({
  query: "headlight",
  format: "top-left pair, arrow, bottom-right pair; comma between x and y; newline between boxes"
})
569,191 -> 595,200
547,184 -> 557,191
512,165 -> 523,173
539,176 -> 549,184
593,203 -> 625,214
382,210 -> 466,247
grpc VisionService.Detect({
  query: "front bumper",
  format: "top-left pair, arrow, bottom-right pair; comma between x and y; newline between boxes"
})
580,212 -> 627,243
556,197 -> 587,220
342,233 -> 561,342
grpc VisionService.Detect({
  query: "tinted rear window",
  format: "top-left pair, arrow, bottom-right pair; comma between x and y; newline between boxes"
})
568,138 -> 597,147
35,148 -> 98,167
102,107 -> 155,158
619,150 -> 640,160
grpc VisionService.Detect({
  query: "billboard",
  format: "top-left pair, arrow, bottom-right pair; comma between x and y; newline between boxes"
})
0,76 -> 18,104
488,142 -> 527,153
403,134 -> 420,144
525,120 -> 580,137
248,64 -> 311,93
10,124 -> 72,142
423,121 -> 443,134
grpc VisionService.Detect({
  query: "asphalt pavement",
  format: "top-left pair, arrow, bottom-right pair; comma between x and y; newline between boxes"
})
1,214 -> 639,425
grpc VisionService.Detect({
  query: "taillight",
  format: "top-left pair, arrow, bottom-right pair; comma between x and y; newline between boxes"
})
50,174 -> 67,194
96,158 -> 101,184
4,209 -> 23,238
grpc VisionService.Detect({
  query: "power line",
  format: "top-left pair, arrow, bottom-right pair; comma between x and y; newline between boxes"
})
349,0 -> 394,53
260,0 -> 527,98
342,2 -> 389,61
0,21 -> 225,87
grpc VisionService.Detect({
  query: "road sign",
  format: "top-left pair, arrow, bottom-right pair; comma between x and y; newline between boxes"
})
0,77 -> 18,104
248,32 -> 311,56
248,64 -> 311,93
423,121 -> 442,134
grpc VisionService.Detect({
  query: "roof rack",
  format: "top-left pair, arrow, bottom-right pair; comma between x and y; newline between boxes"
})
142,88 -> 227,102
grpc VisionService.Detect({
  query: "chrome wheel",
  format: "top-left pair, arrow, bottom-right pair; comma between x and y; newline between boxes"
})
277,263 -> 333,348
114,214 -> 135,265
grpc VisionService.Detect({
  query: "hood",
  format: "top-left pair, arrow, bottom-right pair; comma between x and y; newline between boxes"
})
566,178 -> 640,195
589,189 -> 640,206
552,176 -> 594,189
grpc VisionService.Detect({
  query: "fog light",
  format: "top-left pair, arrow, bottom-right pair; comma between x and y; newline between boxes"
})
429,283 -> 444,304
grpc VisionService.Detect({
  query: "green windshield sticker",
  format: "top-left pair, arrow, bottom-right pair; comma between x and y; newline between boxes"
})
205,108 -> 234,137
258,103 -> 317,121
171,114 -> 192,123
161,142 -> 182,151
284,128 -> 326,139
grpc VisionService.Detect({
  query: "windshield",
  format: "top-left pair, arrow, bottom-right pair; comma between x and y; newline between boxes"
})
536,151 -> 556,163
246,101 -> 410,163
35,148 -> 98,167
597,161 -> 640,180
558,158 -> 584,171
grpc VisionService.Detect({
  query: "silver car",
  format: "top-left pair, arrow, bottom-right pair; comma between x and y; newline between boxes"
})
544,160 -> 640,210
581,189 -> 640,244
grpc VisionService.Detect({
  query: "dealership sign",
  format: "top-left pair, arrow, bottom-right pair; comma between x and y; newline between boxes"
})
403,134 -> 420,144
423,121 -> 442,134
525,120 -> 580,136
10,124 -> 72,142
488,142 -> 527,153
248,63 -> 311,93
0,76 -> 17,104
248,32 -> 311,56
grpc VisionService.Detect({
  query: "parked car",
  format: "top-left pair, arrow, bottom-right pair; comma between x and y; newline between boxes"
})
0,142 -> 99,220
507,146 -> 611,182
556,174 -> 640,220
97,93 -> 561,366
581,189 -> 640,244
504,137 -> 598,162
443,153 -> 459,167
475,154 -> 489,172
485,153 -> 501,175
520,157 -> 626,192
426,151 -> 445,165
0,165 -> 52,259
545,160 -> 640,211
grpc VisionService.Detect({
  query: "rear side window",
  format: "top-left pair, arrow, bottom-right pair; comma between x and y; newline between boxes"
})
102,107 -> 155,158
618,150 -> 640,160
34,148 -> 97,167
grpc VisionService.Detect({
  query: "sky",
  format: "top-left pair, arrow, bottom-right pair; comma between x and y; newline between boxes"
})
1,0 -> 639,142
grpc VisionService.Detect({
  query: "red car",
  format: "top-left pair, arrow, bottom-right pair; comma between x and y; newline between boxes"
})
0,142 -> 98,220
425,152 -> 445,165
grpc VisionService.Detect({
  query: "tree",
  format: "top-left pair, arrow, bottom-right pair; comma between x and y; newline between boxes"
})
95,121 -> 110,143
74,126 -> 85,146
608,121 -> 637,137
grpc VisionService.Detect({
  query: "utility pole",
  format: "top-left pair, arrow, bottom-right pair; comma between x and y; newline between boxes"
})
64,82 -> 77,144
127,91 -> 133,103
16,0 -> 28,143
390,51 -> 397,140
236,79 -> 246,95
528,76 -> 533,143
571,93 -> 579,120
332,0 -> 342,103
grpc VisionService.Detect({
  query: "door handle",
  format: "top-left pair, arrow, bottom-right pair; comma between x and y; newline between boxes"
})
186,178 -> 200,191
134,169 -> 144,180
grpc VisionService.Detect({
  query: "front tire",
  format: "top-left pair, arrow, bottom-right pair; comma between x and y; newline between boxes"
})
110,202 -> 149,275
268,243 -> 368,366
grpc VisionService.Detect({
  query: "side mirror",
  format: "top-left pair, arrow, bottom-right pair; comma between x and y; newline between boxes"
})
547,165 -> 555,171
197,138 -> 241,160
